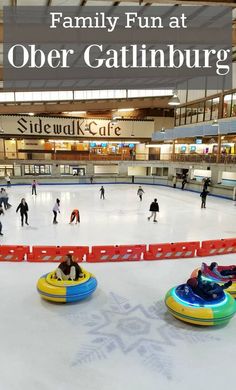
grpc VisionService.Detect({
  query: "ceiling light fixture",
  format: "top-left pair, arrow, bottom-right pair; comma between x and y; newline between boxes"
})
168,91 -> 180,106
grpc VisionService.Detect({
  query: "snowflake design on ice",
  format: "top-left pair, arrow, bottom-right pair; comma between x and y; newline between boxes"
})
64,292 -> 219,380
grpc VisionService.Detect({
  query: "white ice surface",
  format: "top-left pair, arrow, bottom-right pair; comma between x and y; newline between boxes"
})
0,184 -> 235,390
0,183 -> 235,245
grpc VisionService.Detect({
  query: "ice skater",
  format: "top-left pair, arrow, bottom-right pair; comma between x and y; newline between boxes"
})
100,186 -> 105,199
181,178 -> 187,190
32,179 -> 37,195
172,176 -> 177,188
52,198 -> 60,224
55,254 -> 83,281
16,198 -> 29,226
200,189 -> 209,208
137,186 -> 145,201
148,198 -> 159,223
203,177 -> 211,191
0,188 -> 11,210
0,204 -> 4,216
90,176 -> 94,184
5,175 -> 11,187
70,209 -> 80,224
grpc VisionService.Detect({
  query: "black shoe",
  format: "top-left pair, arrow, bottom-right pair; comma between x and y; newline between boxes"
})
224,281 -> 232,289
0,233 -> 3,236
26,222 -> 29,225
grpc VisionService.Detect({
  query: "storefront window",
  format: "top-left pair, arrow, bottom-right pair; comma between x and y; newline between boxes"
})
180,107 -> 186,125
212,97 -> 219,120
231,93 -> 236,117
23,164 -> 51,175
204,99 -> 213,121
223,94 -> 232,118
175,108 -> 181,126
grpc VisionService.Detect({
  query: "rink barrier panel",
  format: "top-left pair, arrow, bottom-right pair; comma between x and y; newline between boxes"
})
1,239 -> 236,262
87,245 -> 146,262
0,245 -> 30,262
144,242 -> 200,261
197,238 -> 236,257
28,246 -> 89,262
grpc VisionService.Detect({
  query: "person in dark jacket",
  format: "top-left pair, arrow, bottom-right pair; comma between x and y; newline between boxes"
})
148,198 -> 159,223
32,180 -> 37,195
55,254 -> 83,281
181,178 -> 187,190
100,186 -> 105,199
16,198 -> 29,226
187,270 -> 232,300
203,177 -> 211,191
200,189 -> 209,208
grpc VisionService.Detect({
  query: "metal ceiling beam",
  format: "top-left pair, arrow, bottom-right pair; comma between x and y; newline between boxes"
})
0,96 -> 172,114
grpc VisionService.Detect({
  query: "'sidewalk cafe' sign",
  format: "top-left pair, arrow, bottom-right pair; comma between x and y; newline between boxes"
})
0,115 -> 154,139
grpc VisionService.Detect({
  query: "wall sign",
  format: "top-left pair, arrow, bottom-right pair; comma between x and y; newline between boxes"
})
0,115 -> 154,139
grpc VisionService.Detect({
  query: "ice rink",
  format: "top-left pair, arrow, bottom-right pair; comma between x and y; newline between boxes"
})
0,183 -> 236,390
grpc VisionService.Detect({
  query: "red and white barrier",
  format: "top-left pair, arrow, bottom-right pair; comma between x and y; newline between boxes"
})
197,238 -> 236,257
144,241 -> 200,261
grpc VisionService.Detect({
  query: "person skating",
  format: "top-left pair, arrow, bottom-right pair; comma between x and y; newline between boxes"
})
200,189 -> 209,208
203,177 -> 211,191
90,176 -> 94,184
16,198 -> 29,226
137,186 -> 145,201
52,198 -> 60,224
69,209 -> 80,224
1,188 -> 11,210
172,176 -> 177,188
0,204 -> 4,216
148,198 -> 159,223
55,254 -> 83,281
32,179 -> 37,195
100,186 -> 105,199
5,175 -> 11,187
181,178 -> 187,190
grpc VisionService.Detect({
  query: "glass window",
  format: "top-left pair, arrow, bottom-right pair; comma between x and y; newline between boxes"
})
186,106 -> 192,124
175,108 -> 181,126
212,97 -> 220,120
204,99 -> 212,121
224,94 -> 232,118
197,101 -> 205,123
231,93 -> 236,117
180,107 -> 186,125
45,165 -> 51,174
34,165 -> 40,175
24,165 -> 30,174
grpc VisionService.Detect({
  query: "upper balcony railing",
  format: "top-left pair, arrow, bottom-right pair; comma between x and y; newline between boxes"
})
1,151 -> 236,164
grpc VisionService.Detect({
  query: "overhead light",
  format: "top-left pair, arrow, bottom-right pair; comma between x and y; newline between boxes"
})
212,119 -> 219,126
160,127 -> 165,133
62,111 -> 86,115
168,91 -> 180,106
28,112 -> 34,116
117,108 -> 135,112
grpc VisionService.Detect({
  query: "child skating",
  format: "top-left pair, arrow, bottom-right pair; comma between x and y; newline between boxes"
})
137,186 -> 145,201
52,198 -> 60,224
69,209 -> 80,224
